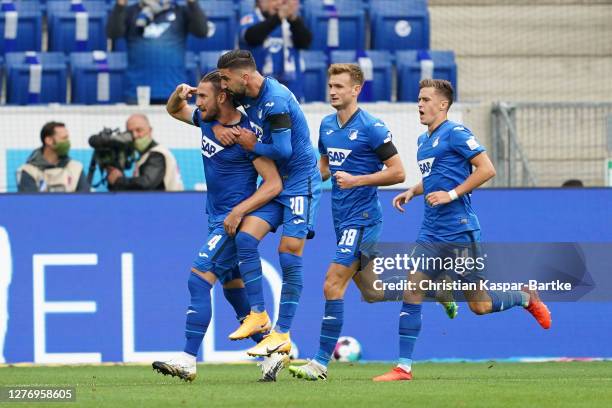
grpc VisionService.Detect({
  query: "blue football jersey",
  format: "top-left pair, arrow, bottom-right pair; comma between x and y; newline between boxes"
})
239,9 -> 304,100
319,109 -> 393,230
416,120 -> 486,236
192,109 -> 258,221
124,5 -> 190,100
240,77 -> 318,196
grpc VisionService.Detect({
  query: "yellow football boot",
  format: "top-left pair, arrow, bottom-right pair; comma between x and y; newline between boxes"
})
247,330 -> 291,357
228,310 -> 271,340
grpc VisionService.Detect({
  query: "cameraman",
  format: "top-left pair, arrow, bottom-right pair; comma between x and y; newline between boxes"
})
107,114 -> 184,191
17,121 -> 90,193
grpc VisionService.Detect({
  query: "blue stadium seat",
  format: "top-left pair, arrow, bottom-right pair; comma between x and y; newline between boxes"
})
396,50 -> 457,102
46,0 -> 108,52
303,0 -> 366,51
187,1 -> 237,52
238,0 -> 254,17
70,51 -> 127,104
300,50 -> 327,102
5,52 -> 68,104
330,50 -> 393,101
0,1 -> 42,53
185,51 -> 200,83
370,0 -> 430,51
198,50 -> 226,75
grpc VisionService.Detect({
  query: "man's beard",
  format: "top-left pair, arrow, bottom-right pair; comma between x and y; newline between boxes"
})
227,85 -> 246,100
202,105 -> 220,122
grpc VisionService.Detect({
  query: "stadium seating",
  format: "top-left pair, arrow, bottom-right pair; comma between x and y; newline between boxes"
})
396,50 -> 457,102
186,1 -> 237,52
198,50 -> 226,75
303,0 -> 366,51
330,49 -> 393,101
185,51 -> 200,84
5,52 -> 68,104
46,0 -> 108,53
238,0 -> 254,17
300,50 -> 327,102
370,0 -> 430,51
0,1 -> 42,54
70,51 -> 127,104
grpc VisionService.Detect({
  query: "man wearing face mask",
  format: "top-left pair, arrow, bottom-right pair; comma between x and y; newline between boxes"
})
107,113 -> 184,191
17,121 -> 90,192
240,0 -> 312,101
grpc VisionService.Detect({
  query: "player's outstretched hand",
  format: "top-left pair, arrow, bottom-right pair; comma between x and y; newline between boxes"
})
223,209 -> 243,236
392,190 -> 414,212
176,83 -> 197,100
213,124 -> 239,146
334,171 -> 359,189
425,191 -> 452,207
235,127 -> 258,151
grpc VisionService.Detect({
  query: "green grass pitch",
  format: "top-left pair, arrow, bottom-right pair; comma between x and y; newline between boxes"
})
1,361 -> 611,407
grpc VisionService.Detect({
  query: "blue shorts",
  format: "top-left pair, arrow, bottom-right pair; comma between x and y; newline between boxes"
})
250,173 -> 321,239
413,229 -> 484,282
332,222 -> 382,268
192,221 -> 241,285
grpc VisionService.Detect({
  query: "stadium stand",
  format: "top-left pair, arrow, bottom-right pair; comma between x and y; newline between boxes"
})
70,51 -> 127,104
0,1 -> 42,53
370,0 -> 430,51
198,49 -> 225,76
5,51 -> 68,104
303,0 -> 366,51
300,49 -> 327,102
185,50 -> 200,83
396,50 -> 457,102
186,0 -> 237,52
46,0 -> 108,53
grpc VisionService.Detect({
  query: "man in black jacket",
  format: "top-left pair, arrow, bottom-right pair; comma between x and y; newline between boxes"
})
107,114 -> 184,191
106,0 -> 208,103
239,0 -> 312,101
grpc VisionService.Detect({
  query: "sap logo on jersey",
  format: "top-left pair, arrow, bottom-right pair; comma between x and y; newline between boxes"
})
201,136 -> 224,158
418,158 -> 435,177
328,148 -> 352,166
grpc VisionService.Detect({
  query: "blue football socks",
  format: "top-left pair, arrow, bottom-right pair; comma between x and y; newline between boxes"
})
314,299 -> 344,367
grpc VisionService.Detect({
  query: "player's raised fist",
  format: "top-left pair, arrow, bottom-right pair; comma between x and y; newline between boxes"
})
334,171 -> 359,189
176,84 -> 197,100
392,190 -> 414,212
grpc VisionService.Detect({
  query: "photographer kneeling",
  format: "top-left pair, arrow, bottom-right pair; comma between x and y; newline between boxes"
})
107,114 -> 184,191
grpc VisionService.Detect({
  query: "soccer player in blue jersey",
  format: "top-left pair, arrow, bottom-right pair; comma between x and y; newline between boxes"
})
212,50 -> 322,358
373,79 -> 552,382
287,63 -> 406,381
152,71 -> 286,382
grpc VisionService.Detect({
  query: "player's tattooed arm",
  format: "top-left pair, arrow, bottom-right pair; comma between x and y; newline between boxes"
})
393,181 -> 423,213
224,157 -> 282,236
425,152 -> 496,207
166,83 -> 197,125
335,154 -> 405,190
319,155 -> 331,181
